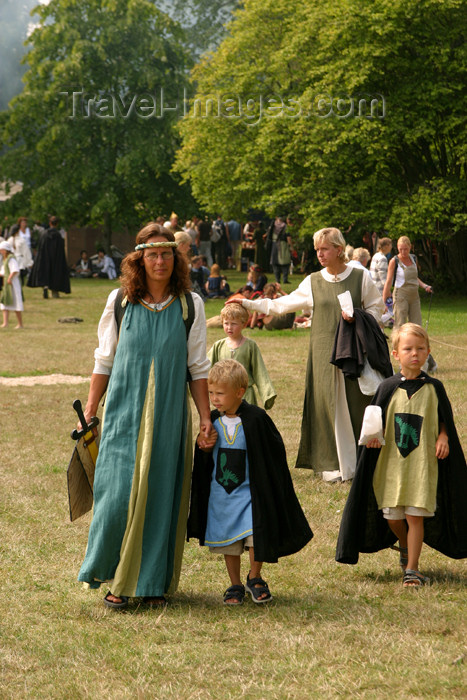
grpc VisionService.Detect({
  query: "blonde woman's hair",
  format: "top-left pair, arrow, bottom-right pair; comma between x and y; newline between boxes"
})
397,235 -> 412,248
313,227 -> 346,261
220,302 -> 249,324
344,244 -> 354,262
392,323 -> 430,351
174,231 -> 192,246
208,359 -> 249,391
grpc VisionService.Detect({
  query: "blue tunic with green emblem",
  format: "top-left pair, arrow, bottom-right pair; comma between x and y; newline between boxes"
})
204,416 -> 253,547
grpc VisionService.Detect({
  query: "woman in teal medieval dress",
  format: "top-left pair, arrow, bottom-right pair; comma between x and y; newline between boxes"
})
238,227 -> 384,483
78,223 -> 212,608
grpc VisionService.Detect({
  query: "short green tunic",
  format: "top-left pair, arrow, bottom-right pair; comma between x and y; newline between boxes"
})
296,269 -> 371,472
78,297 -> 192,597
373,383 -> 439,512
208,337 -> 276,409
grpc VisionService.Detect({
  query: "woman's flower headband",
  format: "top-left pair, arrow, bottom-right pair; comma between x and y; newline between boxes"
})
135,241 -> 178,251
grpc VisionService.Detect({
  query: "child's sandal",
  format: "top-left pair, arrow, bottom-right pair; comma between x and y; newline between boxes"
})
223,584 -> 245,606
246,574 -> 273,604
403,569 -> 430,588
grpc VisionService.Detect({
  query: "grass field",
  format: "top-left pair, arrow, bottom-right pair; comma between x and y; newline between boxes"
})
0,274 -> 466,699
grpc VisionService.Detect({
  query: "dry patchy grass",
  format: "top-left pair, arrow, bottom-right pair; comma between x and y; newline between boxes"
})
0,278 -> 466,699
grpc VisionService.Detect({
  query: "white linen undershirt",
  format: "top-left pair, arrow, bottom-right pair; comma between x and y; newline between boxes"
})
93,289 -> 211,380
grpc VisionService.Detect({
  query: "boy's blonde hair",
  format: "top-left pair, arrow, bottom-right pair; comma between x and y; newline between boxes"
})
392,323 -> 430,351
314,227 -> 346,261
220,302 -> 249,324
208,359 -> 249,391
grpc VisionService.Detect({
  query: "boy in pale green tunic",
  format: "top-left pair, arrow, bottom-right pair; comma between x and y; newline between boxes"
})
208,303 -> 276,410
368,324 -> 449,587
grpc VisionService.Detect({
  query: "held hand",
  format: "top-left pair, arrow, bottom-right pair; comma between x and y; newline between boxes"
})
366,438 -> 382,449
341,311 -> 355,323
425,285 -> 433,293
77,406 -> 99,437
435,433 -> 449,459
197,425 -> 218,451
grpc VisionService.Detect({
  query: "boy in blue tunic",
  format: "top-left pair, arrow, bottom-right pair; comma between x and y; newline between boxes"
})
188,359 -> 313,605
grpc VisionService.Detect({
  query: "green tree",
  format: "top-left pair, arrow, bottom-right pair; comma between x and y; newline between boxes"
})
0,0 -> 194,246
175,0 -> 467,286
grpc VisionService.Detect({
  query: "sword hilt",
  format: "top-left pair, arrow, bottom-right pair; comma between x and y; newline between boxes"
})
70,398 -> 99,441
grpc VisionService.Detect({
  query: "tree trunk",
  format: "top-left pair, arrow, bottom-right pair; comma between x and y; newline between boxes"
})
103,212 -> 112,253
436,232 -> 467,289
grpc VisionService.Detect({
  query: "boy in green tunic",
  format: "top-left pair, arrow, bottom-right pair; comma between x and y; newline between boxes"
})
367,323 -> 449,587
208,303 -> 276,409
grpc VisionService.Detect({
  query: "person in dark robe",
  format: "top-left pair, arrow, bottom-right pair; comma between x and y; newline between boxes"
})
188,359 -> 313,605
27,216 -> 70,298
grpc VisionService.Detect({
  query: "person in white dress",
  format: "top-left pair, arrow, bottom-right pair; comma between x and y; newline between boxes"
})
0,241 -> 24,328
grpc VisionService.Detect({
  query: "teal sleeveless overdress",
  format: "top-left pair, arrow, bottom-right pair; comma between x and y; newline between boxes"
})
78,297 -> 191,597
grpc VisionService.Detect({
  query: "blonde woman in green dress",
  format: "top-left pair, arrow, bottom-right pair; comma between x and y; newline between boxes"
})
235,228 -> 384,482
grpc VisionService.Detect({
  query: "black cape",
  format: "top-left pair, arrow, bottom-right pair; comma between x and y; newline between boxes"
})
330,308 -> 393,380
188,401 -> 313,563
28,227 -> 71,293
336,372 -> 467,564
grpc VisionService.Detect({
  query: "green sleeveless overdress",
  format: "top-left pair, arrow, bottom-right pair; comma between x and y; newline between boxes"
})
78,297 -> 192,597
296,269 -> 371,472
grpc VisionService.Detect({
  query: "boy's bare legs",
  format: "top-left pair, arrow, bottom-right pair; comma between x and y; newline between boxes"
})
224,554 -> 243,604
405,514 -> 424,572
224,550 -> 268,603
388,515 -> 425,584
387,518 -> 408,550
1,310 -> 9,327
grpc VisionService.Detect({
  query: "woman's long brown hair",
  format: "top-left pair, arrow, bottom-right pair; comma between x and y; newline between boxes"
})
120,222 -> 191,303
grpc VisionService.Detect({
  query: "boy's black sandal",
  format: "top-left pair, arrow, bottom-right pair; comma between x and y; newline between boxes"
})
103,591 -> 129,609
223,584 -> 245,605
246,574 -> 273,604
403,570 -> 430,588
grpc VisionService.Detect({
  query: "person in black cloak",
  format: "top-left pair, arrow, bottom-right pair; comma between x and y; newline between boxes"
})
336,323 -> 467,587
27,216 -> 71,298
188,359 -> 313,605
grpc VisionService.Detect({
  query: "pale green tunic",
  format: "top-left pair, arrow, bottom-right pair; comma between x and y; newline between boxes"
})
373,383 -> 439,512
208,337 -> 276,409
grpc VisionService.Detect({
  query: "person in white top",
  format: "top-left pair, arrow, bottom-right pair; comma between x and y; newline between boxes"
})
78,224 -> 213,609
347,247 -> 372,277
232,227 -> 384,483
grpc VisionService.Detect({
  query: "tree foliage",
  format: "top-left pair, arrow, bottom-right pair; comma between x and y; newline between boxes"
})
0,0 -> 194,239
175,0 -> 467,284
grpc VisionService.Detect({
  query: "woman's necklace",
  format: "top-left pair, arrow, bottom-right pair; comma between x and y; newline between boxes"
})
144,290 -> 170,306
